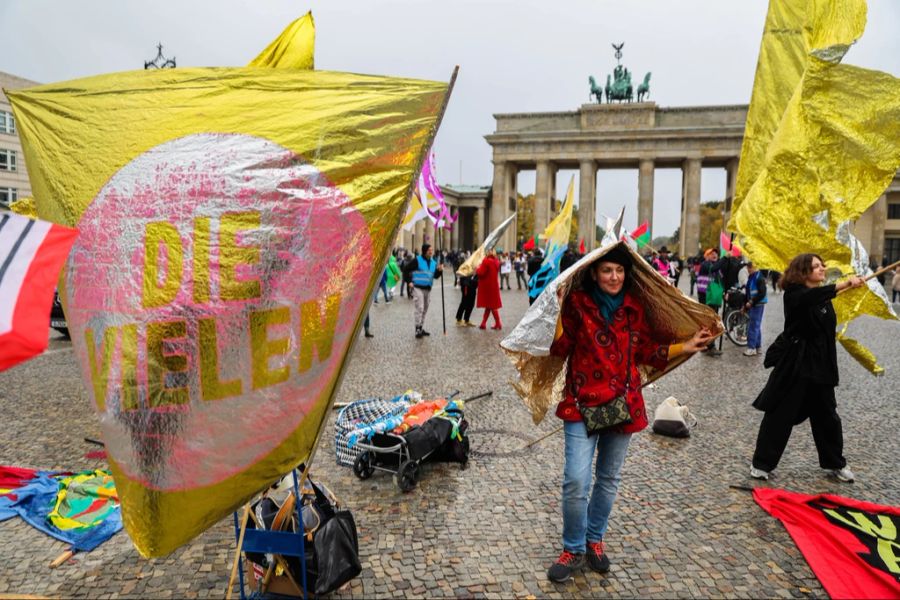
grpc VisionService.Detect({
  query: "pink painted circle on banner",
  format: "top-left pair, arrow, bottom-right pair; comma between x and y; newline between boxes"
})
67,133 -> 373,491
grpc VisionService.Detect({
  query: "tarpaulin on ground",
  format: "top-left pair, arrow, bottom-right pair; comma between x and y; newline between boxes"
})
754,488 -> 900,599
729,0 -> 900,374
0,212 -> 79,372
9,62 -> 451,557
0,468 -> 121,553
501,241 -> 722,424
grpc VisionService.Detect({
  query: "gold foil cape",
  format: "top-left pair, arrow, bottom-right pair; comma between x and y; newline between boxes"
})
456,213 -> 515,277
500,241 -> 723,425
730,0 -> 900,374
8,67 -> 449,557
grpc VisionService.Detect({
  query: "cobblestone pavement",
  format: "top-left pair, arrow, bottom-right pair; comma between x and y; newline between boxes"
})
1,276 -> 898,598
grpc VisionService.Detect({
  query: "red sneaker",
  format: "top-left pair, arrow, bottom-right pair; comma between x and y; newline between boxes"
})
586,541 -> 610,573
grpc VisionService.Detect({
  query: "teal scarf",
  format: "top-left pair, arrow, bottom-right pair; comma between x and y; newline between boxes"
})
587,279 -> 624,322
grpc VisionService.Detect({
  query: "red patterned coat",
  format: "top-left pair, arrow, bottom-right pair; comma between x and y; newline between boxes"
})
549,289 -> 670,433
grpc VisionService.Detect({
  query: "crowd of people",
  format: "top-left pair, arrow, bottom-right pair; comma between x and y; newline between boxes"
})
365,238 -> 892,585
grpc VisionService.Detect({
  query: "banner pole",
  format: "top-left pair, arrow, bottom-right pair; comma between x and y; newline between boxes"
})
440,223 -> 447,335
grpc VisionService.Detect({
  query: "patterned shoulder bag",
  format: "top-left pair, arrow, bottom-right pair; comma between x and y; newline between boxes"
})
576,322 -> 634,435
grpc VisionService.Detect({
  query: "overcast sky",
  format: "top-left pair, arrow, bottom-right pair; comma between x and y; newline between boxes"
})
2,1 -> 898,236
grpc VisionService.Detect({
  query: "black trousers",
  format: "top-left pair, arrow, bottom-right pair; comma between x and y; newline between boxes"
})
752,380 -> 845,472
455,283 -> 476,322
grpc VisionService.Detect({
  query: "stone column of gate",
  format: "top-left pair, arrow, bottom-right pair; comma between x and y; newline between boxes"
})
491,160 -> 510,248
450,208 -> 459,250
638,159 -> 654,236
505,164 -> 519,252
724,157 -> 739,226
476,206 -> 486,244
578,159 -> 597,251
680,158 -> 702,258
535,160 -> 554,242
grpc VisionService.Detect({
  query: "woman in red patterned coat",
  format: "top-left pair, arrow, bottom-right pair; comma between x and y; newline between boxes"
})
545,245 -> 713,583
475,249 -> 503,329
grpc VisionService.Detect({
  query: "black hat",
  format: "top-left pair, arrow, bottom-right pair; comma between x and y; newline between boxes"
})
659,246 -> 670,254
596,245 -> 633,270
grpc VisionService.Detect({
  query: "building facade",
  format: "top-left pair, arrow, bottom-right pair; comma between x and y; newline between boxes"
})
0,71 -> 39,209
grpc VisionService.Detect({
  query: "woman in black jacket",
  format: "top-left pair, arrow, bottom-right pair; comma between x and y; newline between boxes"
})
750,253 -> 864,482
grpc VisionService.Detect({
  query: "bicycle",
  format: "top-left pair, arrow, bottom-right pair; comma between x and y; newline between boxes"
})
722,285 -> 749,346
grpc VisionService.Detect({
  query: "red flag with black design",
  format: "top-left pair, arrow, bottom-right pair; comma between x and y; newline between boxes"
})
753,488 -> 900,599
578,238 -> 585,254
0,212 -> 78,372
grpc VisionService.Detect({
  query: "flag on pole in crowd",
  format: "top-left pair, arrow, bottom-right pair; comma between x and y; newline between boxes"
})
522,236 -> 535,251
528,176 -> 575,300
720,232 -> 741,258
401,150 -> 456,231
578,238 -> 585,254
420,151 -> 457,230
9,57 -> 453,557
456,213 -> 515,277
599,206 -> 625,247
627,221 -> 651,249
0,212 -> 78,372
728,0 -> 900,374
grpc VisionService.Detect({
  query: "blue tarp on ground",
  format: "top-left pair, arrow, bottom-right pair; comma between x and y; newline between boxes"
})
0,470 -> 122,552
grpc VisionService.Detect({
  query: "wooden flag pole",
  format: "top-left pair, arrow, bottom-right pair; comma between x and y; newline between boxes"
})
836,259 -> 900,294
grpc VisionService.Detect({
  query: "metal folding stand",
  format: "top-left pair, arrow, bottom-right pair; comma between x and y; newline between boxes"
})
233,469 -> 308,600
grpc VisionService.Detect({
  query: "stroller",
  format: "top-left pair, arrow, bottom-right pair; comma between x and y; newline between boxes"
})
334,391 -> 474,492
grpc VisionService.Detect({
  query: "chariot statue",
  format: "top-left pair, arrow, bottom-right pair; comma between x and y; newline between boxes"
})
588,43 -> 651,104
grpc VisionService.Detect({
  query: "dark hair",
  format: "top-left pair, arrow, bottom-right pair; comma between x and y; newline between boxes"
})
781,253 -> 823,289
421,243 -> 431,255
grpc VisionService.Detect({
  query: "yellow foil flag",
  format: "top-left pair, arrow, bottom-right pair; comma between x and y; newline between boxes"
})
8,196 -> 37,219
730,0 -> 900,374
8,67 -> 449,557
248,11 -> 315,69
542,176 -> 574,256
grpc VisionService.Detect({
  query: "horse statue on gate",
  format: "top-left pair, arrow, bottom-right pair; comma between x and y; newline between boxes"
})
588,75 -> 604,104
637,72 -> 652,102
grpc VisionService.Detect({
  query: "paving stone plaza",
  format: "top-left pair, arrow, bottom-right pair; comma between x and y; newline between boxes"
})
1,277 -> 898,599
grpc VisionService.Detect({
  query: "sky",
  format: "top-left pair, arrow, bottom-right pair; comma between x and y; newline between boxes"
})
2,0 -> 899,237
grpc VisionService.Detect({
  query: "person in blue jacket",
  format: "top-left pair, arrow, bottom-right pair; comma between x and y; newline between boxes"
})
742,261 -> 768,356
402,243 -> 443,338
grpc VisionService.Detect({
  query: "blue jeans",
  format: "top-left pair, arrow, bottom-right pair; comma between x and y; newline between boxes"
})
747,304 -> 765,350
562,420 -> 632,553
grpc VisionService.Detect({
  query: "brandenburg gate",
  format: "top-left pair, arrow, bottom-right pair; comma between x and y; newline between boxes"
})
484,101 -> 744,257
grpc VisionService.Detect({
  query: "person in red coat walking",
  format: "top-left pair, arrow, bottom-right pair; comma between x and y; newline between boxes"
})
476,249 -> 503,329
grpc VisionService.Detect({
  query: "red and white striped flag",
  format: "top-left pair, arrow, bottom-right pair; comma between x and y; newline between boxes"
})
0,212 -> 78,371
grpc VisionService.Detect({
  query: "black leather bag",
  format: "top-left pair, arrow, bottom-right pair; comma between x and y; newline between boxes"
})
313,510 -> 362,596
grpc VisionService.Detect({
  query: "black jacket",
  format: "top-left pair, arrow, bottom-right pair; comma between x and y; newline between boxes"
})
753,283 -> 839,413
782,283 -> 839,386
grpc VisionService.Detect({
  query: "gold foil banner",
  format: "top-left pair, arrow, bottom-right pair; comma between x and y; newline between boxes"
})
9,68 -> 448,557
729,0 -> 900,374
